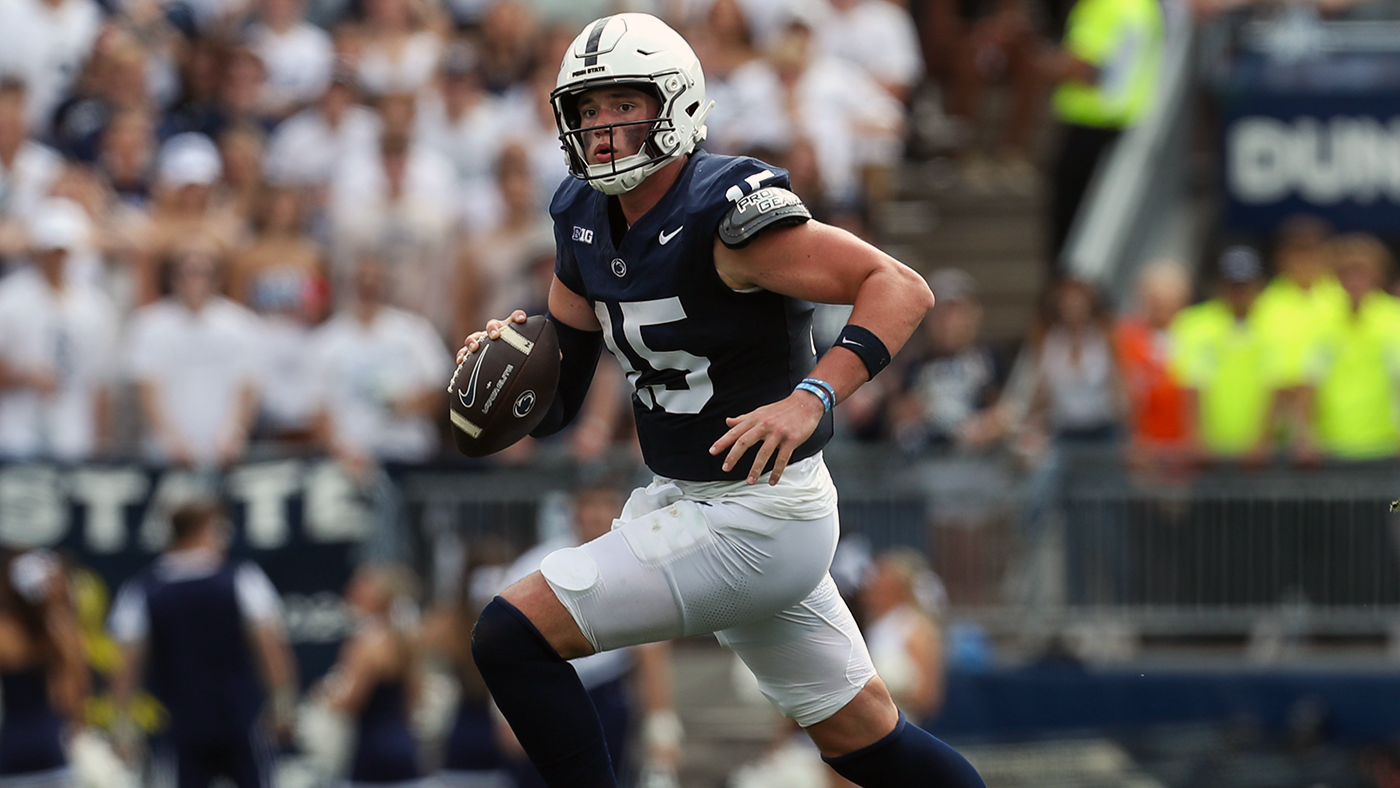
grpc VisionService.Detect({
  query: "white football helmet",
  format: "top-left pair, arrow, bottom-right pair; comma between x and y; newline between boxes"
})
551,13 -> 714,195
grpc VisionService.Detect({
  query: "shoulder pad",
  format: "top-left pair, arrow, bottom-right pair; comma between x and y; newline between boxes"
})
718,187 -> 812,249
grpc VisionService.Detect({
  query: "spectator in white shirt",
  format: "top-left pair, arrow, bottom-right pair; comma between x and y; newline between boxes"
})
0,0 -> 102,136
135,132 -> 246,302
263,68 -> 379,191
230,184 -> 328,444
474,0 -> 536,95
328,129 -> 457,334
125,248 -> 263,467
246,0 -> 335,118
816,0 -> 925,103
414,42 -> 505,191
0,79 -> 63,260
718,14 -> 904,218
354,0 -> 444,97
495,63 -> 572,214
0,198 -> 118,461
310,254 -> 450,478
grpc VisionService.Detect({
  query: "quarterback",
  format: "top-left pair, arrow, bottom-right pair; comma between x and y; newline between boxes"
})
463,13 -> 985,788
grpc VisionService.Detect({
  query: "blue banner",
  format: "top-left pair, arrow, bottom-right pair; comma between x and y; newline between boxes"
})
1222,92 -> 1400,234
0,459 -> 373,686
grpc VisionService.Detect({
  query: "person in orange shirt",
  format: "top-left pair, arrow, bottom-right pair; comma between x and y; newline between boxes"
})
1114,259 -> 1193,466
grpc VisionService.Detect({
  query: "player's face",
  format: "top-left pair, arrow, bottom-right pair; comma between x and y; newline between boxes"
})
575,87 -> 658,165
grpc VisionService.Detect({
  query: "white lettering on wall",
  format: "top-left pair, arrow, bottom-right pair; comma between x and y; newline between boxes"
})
1230,115 -> 1400,205
0,465 -> 64,547
69,468 -> 150,553
305,461 -> 372,543
227,461 -> 302,549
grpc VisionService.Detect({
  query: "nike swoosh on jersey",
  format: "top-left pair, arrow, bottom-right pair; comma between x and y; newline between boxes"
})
459,344 -> 490,408
659,226 -> 683,245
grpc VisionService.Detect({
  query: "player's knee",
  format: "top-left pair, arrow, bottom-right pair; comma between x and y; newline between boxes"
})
470,597 -> 562,670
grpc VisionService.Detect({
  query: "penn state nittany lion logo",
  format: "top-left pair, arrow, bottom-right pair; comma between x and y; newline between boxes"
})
512,390 -> 537,418
611,257 -> 627,277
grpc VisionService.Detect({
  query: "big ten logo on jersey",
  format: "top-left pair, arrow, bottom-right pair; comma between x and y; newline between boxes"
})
0,460 -> 372,554
573,226 -> 595,244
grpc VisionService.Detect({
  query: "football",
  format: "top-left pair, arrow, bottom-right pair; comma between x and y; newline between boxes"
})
447,315 -> 560,457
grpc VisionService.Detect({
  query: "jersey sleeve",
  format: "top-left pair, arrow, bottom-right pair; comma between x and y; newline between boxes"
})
553,217 -> 587,298
107,580 -> 149,644
700,155 -> 806,247
235,562 -> 284,624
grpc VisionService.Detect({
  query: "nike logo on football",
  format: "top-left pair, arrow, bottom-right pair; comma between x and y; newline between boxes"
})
659,226 -> 683,245
841,338 -> 864,348
460,344 -> 490,408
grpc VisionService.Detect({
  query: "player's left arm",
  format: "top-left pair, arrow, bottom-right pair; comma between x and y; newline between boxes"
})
710,220 -> 935,484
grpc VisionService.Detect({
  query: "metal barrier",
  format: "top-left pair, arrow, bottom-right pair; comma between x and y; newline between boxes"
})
3,448 -> 1385,644
391,446 -> 1400,640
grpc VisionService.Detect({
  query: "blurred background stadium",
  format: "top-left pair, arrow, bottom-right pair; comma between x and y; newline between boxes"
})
4,0 -> 1400,785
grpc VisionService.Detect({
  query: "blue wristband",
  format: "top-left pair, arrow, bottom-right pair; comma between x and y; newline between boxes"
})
795,381 -> 833,412
802,377 -> 838,408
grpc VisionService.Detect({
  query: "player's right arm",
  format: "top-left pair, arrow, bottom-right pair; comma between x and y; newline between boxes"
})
454,276 -> 605,438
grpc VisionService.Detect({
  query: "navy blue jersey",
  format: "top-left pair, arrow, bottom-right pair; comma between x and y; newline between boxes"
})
139,561 -> 263,746
551,150 -> 833,481
0,669 -> 66,775
349,681 -> 419,782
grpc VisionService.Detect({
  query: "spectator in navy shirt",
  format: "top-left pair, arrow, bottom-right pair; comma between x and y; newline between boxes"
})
109,500 -> 298,788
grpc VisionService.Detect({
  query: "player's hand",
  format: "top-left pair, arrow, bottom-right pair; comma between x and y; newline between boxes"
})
456,310 -> 528,364
710,391 -> 825,485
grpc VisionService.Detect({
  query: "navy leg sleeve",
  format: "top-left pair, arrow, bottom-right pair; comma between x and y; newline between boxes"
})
470,597 -> 617,788
822,712 -> 985,788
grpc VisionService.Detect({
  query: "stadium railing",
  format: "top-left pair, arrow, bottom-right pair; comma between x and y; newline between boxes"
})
388,445 -> 1400,642
3,446 -> 1397,645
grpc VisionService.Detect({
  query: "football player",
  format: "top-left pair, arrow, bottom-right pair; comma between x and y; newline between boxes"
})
461,13 -> 985,788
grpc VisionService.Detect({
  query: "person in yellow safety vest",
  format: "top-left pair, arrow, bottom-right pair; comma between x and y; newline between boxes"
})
1253,216 -> 1349,385
1169,246 -> 1285,461
1043,0 -> 1163,275
1295,234 -> 1400,463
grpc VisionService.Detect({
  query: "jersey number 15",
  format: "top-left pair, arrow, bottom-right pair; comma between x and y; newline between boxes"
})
595,299 -> 714,414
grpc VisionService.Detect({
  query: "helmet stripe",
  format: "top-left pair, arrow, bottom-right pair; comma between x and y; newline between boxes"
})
582,15 -> 612,66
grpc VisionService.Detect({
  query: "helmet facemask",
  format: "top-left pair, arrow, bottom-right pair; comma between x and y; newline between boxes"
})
552,74 -> 704,195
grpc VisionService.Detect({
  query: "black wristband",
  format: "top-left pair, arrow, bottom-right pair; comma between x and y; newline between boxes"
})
833,325 -> 891,380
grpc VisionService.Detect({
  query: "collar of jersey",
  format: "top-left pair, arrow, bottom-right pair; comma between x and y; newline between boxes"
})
591,149 -> 705,253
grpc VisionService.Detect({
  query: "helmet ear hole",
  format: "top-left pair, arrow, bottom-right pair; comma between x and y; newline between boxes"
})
685,101 -> 699,117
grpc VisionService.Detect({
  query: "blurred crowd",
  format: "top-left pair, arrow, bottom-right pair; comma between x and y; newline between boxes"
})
868,217 -> 1400,468
0,0 -> 939,473
5,0 -> 1400,476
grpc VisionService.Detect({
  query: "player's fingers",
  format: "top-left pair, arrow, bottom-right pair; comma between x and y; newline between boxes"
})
766,443 -> 796,486
721,424 -> 762,473
746,438 -> 779,485
510,310 -> 527,323
711,412 -> 757,455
